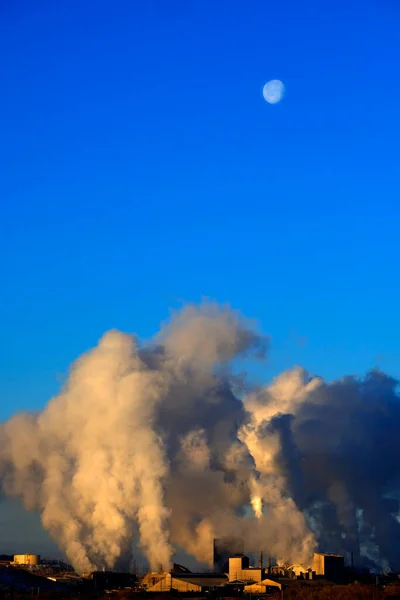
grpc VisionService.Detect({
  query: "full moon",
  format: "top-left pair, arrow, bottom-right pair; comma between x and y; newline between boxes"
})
262,80 -> 285,104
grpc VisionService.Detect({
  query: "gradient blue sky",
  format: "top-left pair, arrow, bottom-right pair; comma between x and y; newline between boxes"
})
1,0 -> 400,423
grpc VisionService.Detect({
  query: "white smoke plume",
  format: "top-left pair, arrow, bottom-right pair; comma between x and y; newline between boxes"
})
0,302 -> 400,573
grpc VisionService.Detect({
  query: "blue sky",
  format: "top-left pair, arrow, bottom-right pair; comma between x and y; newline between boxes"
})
1,0 -> 400,423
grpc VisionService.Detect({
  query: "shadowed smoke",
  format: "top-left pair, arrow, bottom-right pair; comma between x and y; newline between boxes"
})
0,303 -> 399,573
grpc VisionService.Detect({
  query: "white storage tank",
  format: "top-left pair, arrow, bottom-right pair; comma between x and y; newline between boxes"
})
13,554 -> 40,566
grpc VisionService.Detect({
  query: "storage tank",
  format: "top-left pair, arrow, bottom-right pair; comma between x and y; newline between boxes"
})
13,554 -> 40,566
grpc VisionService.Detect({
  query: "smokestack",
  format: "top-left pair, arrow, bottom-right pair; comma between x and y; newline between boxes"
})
268,556 -> 272,574
258,550 -> 263,569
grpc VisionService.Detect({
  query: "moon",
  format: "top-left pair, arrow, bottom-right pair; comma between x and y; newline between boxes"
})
262,80 -> 285,104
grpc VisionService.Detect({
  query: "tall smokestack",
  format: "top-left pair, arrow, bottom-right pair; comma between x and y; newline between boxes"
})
258,550 -> 263,569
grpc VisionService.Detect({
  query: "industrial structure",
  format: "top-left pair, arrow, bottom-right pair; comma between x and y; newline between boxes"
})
11,554 -> 41,566
228,555 -> 264,582
87,571 -> 136,590
2,543 -> 347,594
143,571 -> 227,592
313,552 -> 344,582
141,549 -> 335,594
244,579 -> 282,594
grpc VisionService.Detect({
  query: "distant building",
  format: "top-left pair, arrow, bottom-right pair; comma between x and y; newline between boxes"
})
313,553 -> 344,582
146,572 -> 228,592
289,564 -> 312,578
89,571 -> 136,590
141,571 -> 166,589
244,579 -> 282,593
213,537 -> 244,572
228,555 -> 264,582
12,554 -> 40,566
47,575 -> 82,586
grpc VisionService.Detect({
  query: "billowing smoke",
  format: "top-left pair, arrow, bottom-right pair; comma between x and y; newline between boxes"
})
0,302 -> 399,573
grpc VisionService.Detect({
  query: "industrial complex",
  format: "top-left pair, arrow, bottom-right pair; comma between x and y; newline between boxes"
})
140,547 -> 345,594
0,542 -> 398,599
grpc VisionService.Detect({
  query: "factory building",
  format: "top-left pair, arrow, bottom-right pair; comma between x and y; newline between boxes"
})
89,571 -> 136,590
141,571 -> 166,589
228,555 -> 264,582
313,552 -> 344,582
289,564 -> 313,578
141,563 -> 192,589
145,572 -> 228,592
244,579 -> 282,593
213,537 -> 244,572
11,554 -> 40,566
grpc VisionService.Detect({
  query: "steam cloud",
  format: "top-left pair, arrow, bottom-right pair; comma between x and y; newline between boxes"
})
1,302 -> 400,573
